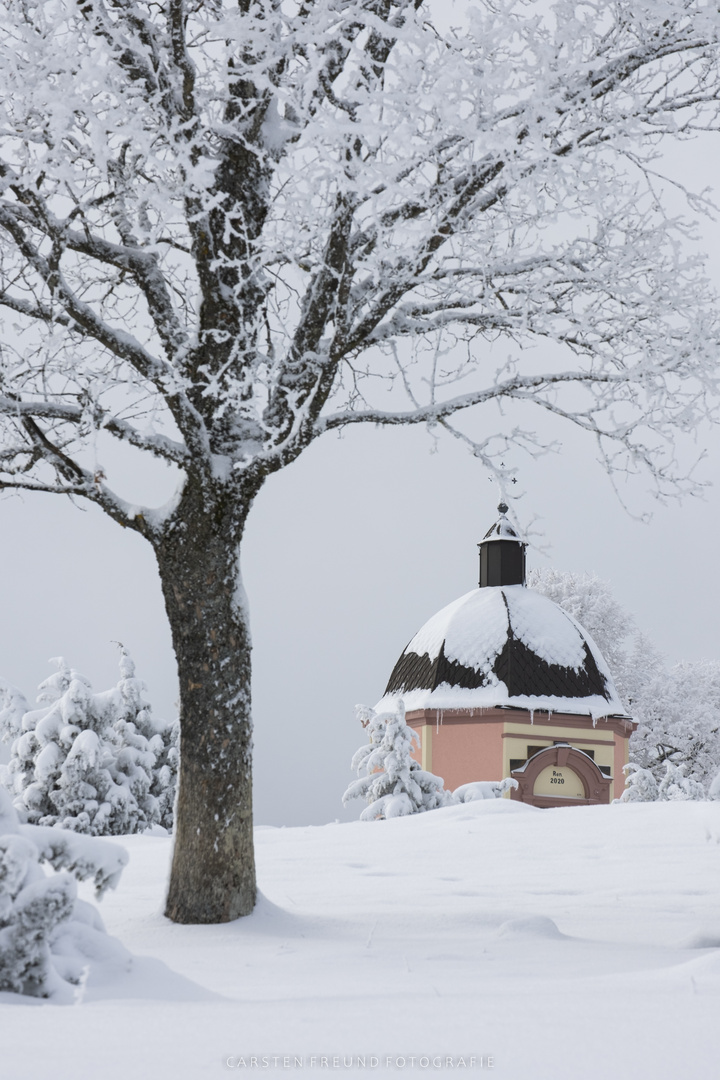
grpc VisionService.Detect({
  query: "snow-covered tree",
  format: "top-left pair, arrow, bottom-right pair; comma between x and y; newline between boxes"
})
2,2 -> 720,920
111,648 -> 179,832
0,680 -> 30,747
708,770 -> 720,801
1,655 -> 177,835
0,788 -> 128,1000
657,760 -> 707,801
531,570 -> 720,789
629,659 -> 720,789
620,759 -> 708,801
344,703 -> 453,820
617,763 -> 659,803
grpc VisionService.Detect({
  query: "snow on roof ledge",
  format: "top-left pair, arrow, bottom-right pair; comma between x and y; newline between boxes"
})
375,684 -> 629,722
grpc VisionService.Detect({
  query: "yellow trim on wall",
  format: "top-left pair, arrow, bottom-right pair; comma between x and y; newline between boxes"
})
502,721 -> 615,743
420,724 -> 433,772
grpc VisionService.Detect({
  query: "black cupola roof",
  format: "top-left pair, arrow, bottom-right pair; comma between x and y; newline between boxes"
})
478,502 -> 526,587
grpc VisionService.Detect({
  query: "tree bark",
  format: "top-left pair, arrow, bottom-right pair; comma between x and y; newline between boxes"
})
155,477 -> 257,923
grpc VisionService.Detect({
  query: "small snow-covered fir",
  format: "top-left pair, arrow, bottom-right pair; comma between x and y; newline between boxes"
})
343,702 -> 454,819
343,704 -> 517,818
617,763 -> 659,802
0,652 -> 178,836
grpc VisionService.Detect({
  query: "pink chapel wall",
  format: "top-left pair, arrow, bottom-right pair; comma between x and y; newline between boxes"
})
406,710 -> 505,789
406,707 -> 636,800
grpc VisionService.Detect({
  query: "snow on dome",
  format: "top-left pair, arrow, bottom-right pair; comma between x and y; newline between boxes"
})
377,585 -> 627,720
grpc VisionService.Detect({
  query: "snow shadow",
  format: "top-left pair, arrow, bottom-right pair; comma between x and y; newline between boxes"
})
83,954 -> 226,1002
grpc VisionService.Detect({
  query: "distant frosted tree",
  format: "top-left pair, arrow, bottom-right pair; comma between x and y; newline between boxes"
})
629,659 -> 720,789
531,569 -> 720,789
344,703 -> 453,820
708,770 -> 720,801
657,760 -> 707,801
1,654 -> 177,835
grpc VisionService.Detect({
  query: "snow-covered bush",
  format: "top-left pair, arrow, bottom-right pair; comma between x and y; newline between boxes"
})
619,760 -> 706,802
453,778 -> 519,802
0,788 -> 128,1000
344,702 -> 454,820
0,652 -> 178,836
617,763 -> 659,802
657,761 -> 706,802
709,771 -> 720,801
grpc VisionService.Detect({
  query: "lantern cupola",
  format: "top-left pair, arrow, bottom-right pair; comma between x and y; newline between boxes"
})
478,502 -> 526,587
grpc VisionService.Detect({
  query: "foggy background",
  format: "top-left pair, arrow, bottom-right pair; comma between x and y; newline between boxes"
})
1,130 -> 719,829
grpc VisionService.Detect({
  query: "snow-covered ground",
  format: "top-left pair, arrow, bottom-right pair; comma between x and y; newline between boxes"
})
4,799 -> 720,1079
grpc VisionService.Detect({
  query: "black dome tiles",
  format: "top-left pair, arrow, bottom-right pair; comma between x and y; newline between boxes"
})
386,632 -> 609,701
381,585 -> 624,715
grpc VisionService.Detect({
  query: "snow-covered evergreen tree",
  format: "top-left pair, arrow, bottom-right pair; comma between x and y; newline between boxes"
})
617,763 -> 659,803
0,680 -> 30,747
110,648 -> 179,832
1,654 -> 178,836
344,702 -> 454,820
0,788 -> 128,1000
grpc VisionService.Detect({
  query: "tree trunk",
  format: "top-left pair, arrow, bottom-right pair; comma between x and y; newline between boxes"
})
155,479 -> 257,923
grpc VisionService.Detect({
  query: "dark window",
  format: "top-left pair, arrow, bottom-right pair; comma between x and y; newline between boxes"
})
527,745 -> 551,759
575,747 -> 595,760
509,758 -> 526,771
550,741 -> 596,760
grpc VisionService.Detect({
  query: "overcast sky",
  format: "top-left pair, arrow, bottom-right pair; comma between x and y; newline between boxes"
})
1,64 -> 719,830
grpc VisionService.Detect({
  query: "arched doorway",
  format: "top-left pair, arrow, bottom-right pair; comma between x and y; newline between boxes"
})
510,743 -> 612,808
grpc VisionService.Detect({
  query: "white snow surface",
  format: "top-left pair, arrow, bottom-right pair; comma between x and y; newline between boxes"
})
4,800 -> 720,1079
378,586 -> 626,718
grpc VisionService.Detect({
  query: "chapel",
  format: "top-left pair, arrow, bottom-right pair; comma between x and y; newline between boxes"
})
376,504 -> 636,807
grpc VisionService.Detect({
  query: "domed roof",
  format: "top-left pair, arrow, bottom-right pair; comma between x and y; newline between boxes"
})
377,585 -> 627,720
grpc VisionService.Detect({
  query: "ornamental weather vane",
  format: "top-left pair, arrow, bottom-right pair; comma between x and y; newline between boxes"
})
487,461 -> 518,517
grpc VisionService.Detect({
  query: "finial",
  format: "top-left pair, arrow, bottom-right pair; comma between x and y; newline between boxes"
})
497,501 -> 509,515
